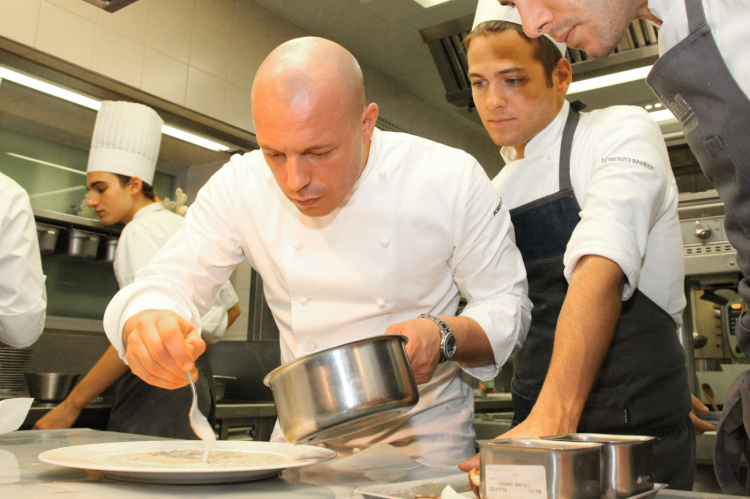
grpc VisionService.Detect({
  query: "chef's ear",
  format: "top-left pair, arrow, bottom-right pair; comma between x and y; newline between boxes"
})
554,57 -> 572,98
128,176 -> 144,196
361,103 -> 378,142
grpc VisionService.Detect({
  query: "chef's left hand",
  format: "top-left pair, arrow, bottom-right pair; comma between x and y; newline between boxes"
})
385,318 -> 441,385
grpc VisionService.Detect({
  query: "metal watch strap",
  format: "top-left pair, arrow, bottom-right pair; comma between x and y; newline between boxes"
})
418,313 -> 454,363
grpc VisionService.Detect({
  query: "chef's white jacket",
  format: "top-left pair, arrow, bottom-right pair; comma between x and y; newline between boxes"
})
648,0 -> 750,99
114,203 -> 239,344
0,173 -> 46,348
493,101 -> 686,325
103,128 -> 532,469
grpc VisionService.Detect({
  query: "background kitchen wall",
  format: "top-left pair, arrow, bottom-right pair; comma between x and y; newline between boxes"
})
0,0 -> 501,173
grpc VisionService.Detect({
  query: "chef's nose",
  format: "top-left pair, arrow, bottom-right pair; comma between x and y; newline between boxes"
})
486,84 -> 507,111
516,1 -> 553,39
87,192 -> 97,207
286,156 -> 312,192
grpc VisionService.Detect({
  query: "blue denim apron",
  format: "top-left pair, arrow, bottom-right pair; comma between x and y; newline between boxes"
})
646,0 -> 750,493
509,102 -> 695,489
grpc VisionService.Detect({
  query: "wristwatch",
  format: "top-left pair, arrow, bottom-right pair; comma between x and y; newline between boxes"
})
418,314 -> 457,363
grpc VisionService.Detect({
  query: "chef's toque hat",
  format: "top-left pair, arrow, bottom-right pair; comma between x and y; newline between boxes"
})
87,101 -> 163,185
472,0 -> 568,56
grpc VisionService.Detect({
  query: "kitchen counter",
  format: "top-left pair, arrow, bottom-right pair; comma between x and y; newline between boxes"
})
1,429 -> 745,499
0,429 -> 455,498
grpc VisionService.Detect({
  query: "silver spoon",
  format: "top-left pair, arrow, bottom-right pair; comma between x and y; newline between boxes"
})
186,371 -> 216,461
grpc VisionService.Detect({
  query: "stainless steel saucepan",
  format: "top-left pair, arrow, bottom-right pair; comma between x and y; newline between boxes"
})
263,335 -> 419,445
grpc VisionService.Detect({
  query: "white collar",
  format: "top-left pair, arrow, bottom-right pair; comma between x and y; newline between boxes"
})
132,202 -> 164,221
500,100 -> 570,165
646,0 -> 669,24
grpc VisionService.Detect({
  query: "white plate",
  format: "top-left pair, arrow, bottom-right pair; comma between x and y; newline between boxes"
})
38,440 -> 336,484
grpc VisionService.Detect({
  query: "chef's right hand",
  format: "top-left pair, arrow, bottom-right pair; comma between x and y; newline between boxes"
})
33,399 -> 80,430
122,309 -> 204,390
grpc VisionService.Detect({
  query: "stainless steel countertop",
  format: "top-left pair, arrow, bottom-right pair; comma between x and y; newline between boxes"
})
0,429 -> 455,498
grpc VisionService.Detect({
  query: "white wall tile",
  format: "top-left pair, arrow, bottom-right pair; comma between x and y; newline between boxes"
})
97,0 -> 152,44
36,2 -> 97,69
46,0 -> 99,22
141,48 -> 188,105
194,0 -> 234,31
223,288 -> 250,341
146,0 -> 193,63
225,84 -> 253,133
230,258 -> 252,291
190,19 -> 231,80
0,0 -> 42,47
185,66 -> 227,121
91,26 -> 145,88
159,0 -> 195,16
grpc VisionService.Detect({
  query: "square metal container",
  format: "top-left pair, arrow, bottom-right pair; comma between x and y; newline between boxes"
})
544,434 -> 655,499
480,439 -> 603,499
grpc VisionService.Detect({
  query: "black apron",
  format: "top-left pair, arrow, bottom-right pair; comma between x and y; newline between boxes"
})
107,355 -> 215,440
509,102 -> 695,490
646,0 -> 750,493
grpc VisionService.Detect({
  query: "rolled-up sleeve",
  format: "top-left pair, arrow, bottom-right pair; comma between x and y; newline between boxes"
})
104,158 -> 248,359
0,180 -> 46,348
451,158 -> 533,380
563,107 -> 671,300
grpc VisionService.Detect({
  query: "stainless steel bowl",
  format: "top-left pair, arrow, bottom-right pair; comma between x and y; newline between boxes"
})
104,236 -> 119,263
68,230 -> 100,258
480,439 -> 603,499
545,434 -> 656,499
24,373 -> 80,402
35,223 -> 61,255
212,375 -> 236,402
263,335 -> 419,445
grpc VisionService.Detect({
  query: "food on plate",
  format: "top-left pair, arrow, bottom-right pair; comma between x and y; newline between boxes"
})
94,449 -> 288,469
415,483 -> 479,499
468,468 -> 480,497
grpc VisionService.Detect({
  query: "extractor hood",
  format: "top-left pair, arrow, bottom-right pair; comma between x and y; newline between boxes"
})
80,0 -> 140,13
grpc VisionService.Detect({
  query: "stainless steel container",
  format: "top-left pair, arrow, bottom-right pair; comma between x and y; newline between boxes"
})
68,230 -> 100,258
545,434 -> 656,499
263,335 -> 418,445
480,439 -> 603,499
104,236 -> 119,263
24,373 -> 80,402
35,223 -> 61,255
213,375 -> 236,402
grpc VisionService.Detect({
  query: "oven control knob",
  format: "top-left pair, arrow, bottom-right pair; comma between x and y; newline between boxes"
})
695,222 -> 712,239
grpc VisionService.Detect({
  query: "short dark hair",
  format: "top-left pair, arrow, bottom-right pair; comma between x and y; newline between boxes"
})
116,174 -> 156,201
463,21 -> 564,87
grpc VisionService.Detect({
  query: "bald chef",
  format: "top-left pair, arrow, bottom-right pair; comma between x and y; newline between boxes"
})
458,1 -> 695,488
101,37 -> 532,468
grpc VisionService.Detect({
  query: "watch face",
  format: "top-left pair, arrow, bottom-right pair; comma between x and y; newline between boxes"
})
445,333 -> 457,357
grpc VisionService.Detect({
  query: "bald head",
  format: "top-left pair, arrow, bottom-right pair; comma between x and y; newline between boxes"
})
250,37 -> 379,218
252,37 -> 366,126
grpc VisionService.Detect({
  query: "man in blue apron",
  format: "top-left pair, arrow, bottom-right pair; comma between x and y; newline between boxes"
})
458,1 -> 697,488
487,0 -> 750,492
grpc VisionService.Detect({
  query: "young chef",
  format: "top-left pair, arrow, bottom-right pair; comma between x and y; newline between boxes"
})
33,102 -> 240,438
493,0 -> 750,368
101,37 -> 532,468
457,2 -> 695,487
0,172 -> 46,348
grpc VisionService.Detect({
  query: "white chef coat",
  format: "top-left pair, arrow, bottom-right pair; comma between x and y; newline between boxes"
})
114,202 -> 239,344
0,173 -> 46,348
648,0 -> 750,99
103,127 -> 532,469
493,101 -> 686,326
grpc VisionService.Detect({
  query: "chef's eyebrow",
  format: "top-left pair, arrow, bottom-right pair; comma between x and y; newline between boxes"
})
86,181 -> 105,190
304,144 -> 336,153
468,67 -> 527,78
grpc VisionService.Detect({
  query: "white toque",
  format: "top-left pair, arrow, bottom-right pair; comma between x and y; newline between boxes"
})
87,101 -> 163,185
472,0 -> 568,56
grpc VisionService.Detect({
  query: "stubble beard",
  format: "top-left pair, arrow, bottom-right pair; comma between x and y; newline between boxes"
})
580,0 -> 636,59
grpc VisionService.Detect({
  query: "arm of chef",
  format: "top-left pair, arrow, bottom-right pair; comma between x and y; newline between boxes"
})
0,184 -> 46,348
451,158 -> 533,381
199,280 -> 241,345
563,107 -> 673,295
102,159 -> 247,369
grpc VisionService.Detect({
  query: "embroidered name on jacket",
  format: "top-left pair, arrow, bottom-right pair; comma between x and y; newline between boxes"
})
602,157 -> 655,170
493,199 -> 503,216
